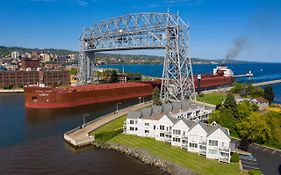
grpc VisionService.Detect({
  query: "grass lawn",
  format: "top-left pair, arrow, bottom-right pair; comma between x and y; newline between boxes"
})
110,134 -> 243,175
90,115 -> 127,135
197,92 -> 226,105
90,108 -> 245,175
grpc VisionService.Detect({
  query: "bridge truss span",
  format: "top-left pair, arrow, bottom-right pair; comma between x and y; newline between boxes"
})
79,12 -> 195,102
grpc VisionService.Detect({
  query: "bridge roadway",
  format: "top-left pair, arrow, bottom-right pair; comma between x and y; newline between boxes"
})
202,79 -> 281,94
64,102 -> 152,147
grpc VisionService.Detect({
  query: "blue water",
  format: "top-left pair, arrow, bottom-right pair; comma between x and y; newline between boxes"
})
99,63 -> 281,104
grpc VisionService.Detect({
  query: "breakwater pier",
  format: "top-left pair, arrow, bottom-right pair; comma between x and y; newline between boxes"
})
202,79 -> 281,94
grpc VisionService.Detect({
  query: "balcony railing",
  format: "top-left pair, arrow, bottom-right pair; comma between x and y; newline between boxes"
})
219,157 -> 230,163
199,142 -> 206,145
219,148 -> 230,153
198,150 -> 206,155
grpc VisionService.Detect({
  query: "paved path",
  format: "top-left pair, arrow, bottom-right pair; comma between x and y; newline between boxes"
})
64,102 -> 152,147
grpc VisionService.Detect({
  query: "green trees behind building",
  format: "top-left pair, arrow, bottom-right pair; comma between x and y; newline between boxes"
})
209,92 -> 281,149
152,87 -> 162,105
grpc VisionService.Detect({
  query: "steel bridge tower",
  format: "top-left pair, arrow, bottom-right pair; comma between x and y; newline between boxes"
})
78,12 -> 195,102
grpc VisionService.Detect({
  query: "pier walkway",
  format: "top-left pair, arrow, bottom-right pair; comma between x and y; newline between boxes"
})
202,79 -> 281,94
64,102 -> 152,147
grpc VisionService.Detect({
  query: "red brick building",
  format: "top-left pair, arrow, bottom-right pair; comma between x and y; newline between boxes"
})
0,70 -> 70,88
20,59 -> 40,71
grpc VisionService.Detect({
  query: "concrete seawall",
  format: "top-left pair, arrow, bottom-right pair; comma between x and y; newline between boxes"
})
64,102 -> 152,147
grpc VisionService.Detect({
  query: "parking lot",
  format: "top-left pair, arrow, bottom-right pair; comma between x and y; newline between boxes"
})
248,144 -> 281,175
232,139 -> 281,175
240,154 -> 260,171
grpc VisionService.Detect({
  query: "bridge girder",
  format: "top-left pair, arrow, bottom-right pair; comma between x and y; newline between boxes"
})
78,12 -> 195,102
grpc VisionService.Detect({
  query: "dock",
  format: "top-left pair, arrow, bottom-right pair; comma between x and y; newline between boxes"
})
64,102 -> 152,147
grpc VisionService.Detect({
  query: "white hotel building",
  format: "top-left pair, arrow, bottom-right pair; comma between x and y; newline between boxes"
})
124,100 -> 231,163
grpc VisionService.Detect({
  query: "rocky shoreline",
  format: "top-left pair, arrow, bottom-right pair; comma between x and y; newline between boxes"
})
93,142 -> 197,175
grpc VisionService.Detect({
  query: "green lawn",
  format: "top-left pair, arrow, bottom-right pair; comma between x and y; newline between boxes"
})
197,93 -> 226,105
90,108 -> 244,175
110,134 -> 242,175
90,115 -> 127,135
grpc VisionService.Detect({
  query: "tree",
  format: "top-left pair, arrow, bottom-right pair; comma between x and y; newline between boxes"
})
267,112 -> 281,145
152,87 -> 161,105
208,108 -> 237,136
237,101 -> 255,120
263,86 -> 274,104
236,112 -> 271,144
223,93 -> 238,117
110,70 -> 119,83
68,68 -> 77,75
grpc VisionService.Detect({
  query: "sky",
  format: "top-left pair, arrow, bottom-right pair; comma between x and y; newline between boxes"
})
0,0 -> 280,62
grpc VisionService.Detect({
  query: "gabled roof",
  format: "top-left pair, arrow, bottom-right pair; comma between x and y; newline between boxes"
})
127,110 -> 142,119
165,114 -> 180,124
253,97 -> 269,104
162,103 -> 173,114
152,105 -> 163,114
141,107 -> 152,118
207,126 -> 231,140
172,101 -> 182,113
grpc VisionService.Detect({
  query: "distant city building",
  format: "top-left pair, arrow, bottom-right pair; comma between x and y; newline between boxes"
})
11,51 -> 20,59
0,70 -> 70,88
40,53 -> 51,62
124,101 -> 231,163
20,59 -> 41,71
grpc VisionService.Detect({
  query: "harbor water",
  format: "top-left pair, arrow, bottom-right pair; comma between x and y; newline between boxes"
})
100,63 -> 281,104
0,63 -> 281,175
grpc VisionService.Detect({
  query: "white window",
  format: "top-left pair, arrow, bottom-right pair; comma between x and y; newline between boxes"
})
160,133 -> 164,137
209,140 -> 218,146
153,125 -> 156,130
160,125 -> 164,130
173,129 -> 181,135
145,123 -> 149,126
129,120 -> 134,124
173,137 -> 181,142
208,149 -> 217,155
129,127 -> 134,131
189,143 -> 198,148
135,127 -> 138,131
145,130 -> 149,133
221,142 -> 225,147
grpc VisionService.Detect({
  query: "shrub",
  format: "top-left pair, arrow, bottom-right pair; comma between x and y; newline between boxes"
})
95,128 -> 123,142
198,93 -> 204,97
230,153 -> 240,162
248,169 -> 262,175
3,85 -> 13,89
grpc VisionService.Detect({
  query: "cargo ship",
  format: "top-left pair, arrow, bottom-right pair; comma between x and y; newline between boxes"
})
24,65 -> 234,109
24,82 -> 154,109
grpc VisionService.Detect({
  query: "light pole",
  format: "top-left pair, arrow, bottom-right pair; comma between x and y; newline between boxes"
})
116,102 -> 122,113
82,113 -> 90,128
197,74 -> 202,95
138,96 -> 142,104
